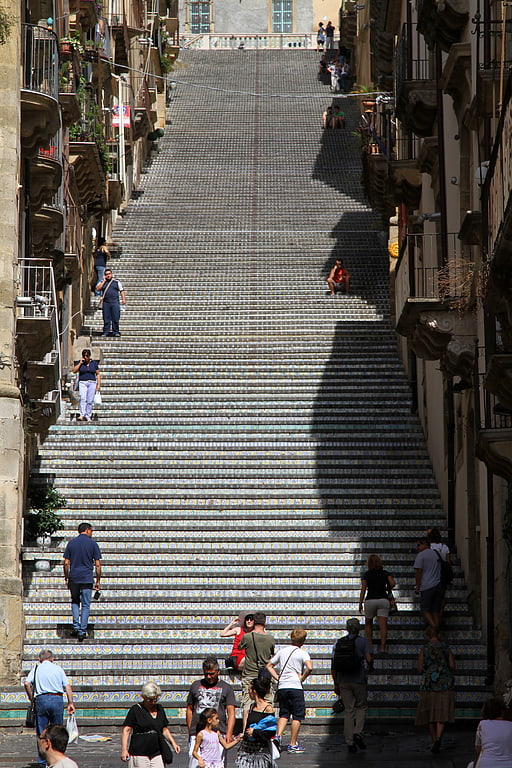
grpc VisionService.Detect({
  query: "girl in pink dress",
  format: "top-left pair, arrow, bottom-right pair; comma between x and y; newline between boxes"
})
193,708 -> 241,768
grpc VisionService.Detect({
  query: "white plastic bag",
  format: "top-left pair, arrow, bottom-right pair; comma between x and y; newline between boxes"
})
94,391 -> 102,405
271,739 -> 281,760
66,713 -> 79,744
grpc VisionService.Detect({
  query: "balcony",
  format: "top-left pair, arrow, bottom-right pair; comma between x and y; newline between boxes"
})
25,390 -> 61,433
21,24 -> 61,158
69,140 -> 107,209
395,234 -> 476,376
25,351 -> 60,400
31,189 -> 65,257
107,141 -> 125,209
440,43 -> 471,111
395,23 -> 437,137
134,78 -> 152,139
476,374 -> 512,482
59,58 -> 81,126
360,106 -> 422,215
417,0 -> 469,51
477,63 -> 511,118
15,260 -> 59,364
30,135 -> 63,211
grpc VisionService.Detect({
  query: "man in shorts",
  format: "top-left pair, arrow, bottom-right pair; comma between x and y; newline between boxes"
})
327,259 -> 351,295
414,538 -> 442,629
239,611 -> 275,727
266,628 -> 312,754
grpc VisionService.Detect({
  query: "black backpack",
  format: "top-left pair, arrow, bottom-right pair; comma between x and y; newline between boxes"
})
332,636 -> 362,674
434,550 -> 454,586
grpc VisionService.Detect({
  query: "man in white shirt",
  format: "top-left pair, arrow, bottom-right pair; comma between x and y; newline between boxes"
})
38,724 -> 79,768
266,628 -> 312,754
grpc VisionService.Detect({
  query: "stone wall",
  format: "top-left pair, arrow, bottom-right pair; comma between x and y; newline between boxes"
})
0,1 -> 25,683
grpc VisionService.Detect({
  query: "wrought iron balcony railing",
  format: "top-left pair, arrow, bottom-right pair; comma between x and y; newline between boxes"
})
22,23 -> 59,99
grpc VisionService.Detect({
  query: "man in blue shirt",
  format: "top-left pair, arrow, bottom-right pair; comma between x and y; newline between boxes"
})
331,618 -> 373,753
24,649 -> 75,765
63,522 -> 102,641
96,267 -> 127,337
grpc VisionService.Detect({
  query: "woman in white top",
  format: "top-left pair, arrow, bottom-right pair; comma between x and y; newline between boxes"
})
475,696 -> 512,768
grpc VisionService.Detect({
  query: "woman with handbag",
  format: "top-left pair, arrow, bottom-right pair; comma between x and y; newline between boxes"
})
235,677 -> 278,768
121,682 -> 181,767
358,554 -> 396,655
221,612 -> 255,671
72,349 -> 100,423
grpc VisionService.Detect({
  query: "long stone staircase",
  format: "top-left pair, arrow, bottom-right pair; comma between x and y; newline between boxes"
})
7,50 -> 488,724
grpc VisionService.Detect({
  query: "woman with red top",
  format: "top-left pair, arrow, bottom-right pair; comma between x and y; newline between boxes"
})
221,612 -> 255,670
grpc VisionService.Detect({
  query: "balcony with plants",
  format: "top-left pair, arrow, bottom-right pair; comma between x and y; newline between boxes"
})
30,132 -> 63,213
68,86 -> 109,209
395,22 -> 437,137
59,37 -> 83,125
21,23 -> 61,158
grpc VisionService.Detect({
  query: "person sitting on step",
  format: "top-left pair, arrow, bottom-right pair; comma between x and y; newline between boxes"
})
327,258 -> 351,295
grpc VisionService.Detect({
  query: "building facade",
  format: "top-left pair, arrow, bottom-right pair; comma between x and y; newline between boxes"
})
354,0 -> 512,687
0,0 -> 178,682
178,0 -> 341,36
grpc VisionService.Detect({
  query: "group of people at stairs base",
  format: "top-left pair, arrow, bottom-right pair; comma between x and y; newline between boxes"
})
22,522 -> 512,766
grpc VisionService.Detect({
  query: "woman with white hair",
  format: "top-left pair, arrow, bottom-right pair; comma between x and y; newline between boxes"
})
121,681 -> 181,766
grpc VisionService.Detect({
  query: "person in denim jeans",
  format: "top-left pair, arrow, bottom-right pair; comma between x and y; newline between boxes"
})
63,522 -> 102,641
24,650 -> 75,766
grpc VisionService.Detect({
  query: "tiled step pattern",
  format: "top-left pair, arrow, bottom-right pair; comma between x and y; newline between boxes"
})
10,49 -> 489,724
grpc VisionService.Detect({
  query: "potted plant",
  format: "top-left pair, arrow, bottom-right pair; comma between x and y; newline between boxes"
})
26,485 -> 66,547
60,32 -> 84,58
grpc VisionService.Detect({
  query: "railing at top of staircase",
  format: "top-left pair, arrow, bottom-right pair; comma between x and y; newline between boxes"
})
181,33 -> 314,50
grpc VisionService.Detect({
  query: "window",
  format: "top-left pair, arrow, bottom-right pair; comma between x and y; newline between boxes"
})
189,1 -> 210,33
272,0 -> 292,32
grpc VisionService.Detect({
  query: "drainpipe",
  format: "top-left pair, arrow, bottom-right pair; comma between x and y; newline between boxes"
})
446,378 -> 456,545
435,44 -> 448,267
486,468 -> 495,684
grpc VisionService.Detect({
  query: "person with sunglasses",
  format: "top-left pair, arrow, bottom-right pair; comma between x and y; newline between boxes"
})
221,611 -> 255,671
96,268 -> 126,337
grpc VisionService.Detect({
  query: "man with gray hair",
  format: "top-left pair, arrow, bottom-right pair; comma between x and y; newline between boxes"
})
331,618 -> 373,754
186,656 -> 236,768
24,650 -> 75,766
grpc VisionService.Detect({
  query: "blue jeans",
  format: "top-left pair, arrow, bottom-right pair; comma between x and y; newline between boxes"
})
35,693 -> 64,764
102,301 -> 121,335
95,265 -> 105,295
69,581 -> 93,634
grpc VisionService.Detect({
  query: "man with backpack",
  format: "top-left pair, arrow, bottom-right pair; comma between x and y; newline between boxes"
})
331,618 -> 373,753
